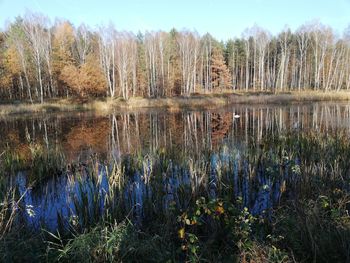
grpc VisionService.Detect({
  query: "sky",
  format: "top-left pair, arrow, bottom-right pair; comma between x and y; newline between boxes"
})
0,0 -> 349,40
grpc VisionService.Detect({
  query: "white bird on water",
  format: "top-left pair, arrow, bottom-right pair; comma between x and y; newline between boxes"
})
234,114 -> 240,119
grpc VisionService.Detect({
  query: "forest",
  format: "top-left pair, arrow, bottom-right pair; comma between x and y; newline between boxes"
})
1,8 -> 350,262
0,11 -> 350,103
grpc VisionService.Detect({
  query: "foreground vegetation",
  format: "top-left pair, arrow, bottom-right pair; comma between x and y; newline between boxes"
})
0,131 -> 349,262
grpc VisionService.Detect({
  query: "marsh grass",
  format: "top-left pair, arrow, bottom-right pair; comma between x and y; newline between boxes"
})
0,98 -> 111,116
1,143 -> 66,187
1,90 -> 350,116
0,131 -> 349,262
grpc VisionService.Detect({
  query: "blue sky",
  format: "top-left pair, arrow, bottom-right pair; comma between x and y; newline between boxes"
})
0,0 -> 349,40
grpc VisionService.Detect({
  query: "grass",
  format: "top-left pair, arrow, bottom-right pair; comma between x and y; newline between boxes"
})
106,90 -> 350,111
2,142 -> 66,186
1,90 -> 350,115
0,131 -> 349,262
0,98 -> 112,116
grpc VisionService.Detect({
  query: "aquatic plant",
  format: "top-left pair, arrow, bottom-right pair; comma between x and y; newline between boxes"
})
0,130 -> 349,262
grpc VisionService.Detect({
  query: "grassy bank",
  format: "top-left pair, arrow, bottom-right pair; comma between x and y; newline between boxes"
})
120,90 -> 350,110
0,99 -> 111,116
1,90 -> 350,116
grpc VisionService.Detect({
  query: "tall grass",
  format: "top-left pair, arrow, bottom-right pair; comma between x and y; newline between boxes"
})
0,131 -> 349,262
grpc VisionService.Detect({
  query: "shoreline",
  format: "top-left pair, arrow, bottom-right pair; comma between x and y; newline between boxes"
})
1,91 -> 350,116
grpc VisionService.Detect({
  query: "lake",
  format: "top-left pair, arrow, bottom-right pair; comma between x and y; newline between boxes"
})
1,102 -> 350,231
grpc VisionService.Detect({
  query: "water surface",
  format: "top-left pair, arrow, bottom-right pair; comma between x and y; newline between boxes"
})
2,102 -> 350,230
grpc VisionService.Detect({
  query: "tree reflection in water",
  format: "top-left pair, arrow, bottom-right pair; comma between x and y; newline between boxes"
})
1,102 -> 350,230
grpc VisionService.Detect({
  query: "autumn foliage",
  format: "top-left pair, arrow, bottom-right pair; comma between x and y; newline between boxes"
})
60,59 -> 106,97
0,11 -> 350,103
210,47 -> 232,90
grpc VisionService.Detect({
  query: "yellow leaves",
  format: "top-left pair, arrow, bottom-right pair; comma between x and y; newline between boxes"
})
4,46 -> 21,74
215,204 -> 225,215
0,73 -> 12,90
204,207 -> 212,215
178,227 -> 185,239
53,21 -> 75,48
0,45 -> 20,89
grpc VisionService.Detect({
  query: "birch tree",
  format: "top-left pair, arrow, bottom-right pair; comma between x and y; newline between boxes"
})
296,25 -> 309,91
6,19 -> 34,102
98,24 -> 116,97
23,12 -> 51,103
177,31 -> 199,95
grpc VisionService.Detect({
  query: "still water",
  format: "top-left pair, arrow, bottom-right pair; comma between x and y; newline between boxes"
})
2,102 -> 350,230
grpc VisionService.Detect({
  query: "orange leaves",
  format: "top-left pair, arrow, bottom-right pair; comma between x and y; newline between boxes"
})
79,59 -> 106,96
59,64 -> 79,91
59,60 -> 106,97
210,47 -> 232,90
215,202 -> 225,215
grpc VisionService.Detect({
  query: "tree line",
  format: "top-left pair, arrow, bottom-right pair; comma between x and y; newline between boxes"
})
0,11 -> 349,102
